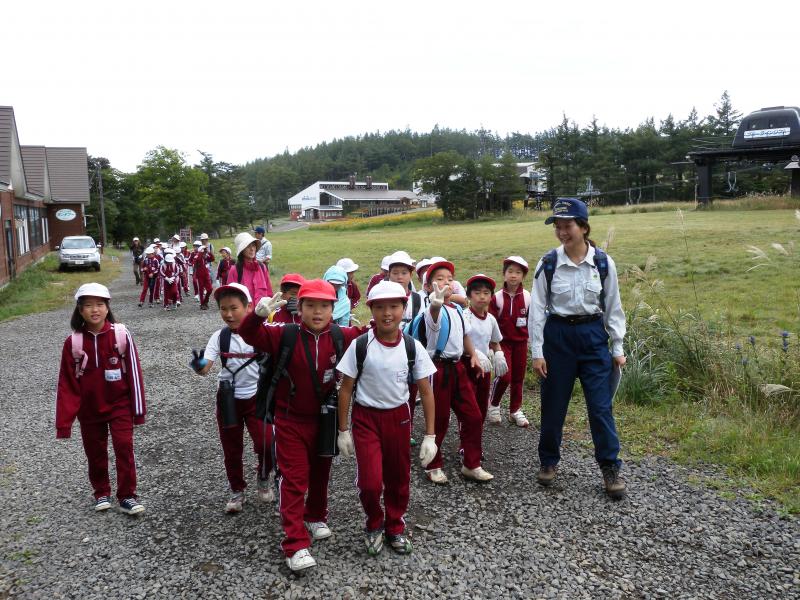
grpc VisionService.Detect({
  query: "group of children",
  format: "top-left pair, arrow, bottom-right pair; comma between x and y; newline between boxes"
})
58,198 -> 627,574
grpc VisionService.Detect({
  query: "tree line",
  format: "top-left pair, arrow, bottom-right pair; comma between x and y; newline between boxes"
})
88,91 -> 792,240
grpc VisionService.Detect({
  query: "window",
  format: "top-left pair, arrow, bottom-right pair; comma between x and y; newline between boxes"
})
42,216 -> 49,244
14,205 -> 29,254
28,207 -> 43,248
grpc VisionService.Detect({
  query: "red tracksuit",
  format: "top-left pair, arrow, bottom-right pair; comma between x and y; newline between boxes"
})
347,280 -> 361,309
489,285 -> 529,414
217,393 -> 270,492
56,321 -> 146,501
139,256 -> 160,304
160,262 -> 180,308
194,250 -> 214,307
238,314 -> 360,557
180,250 -> 191,292
270,308 -> 302,325
366,272 -> 385,295
216,257 -> 233,285
153,253 -> 163,302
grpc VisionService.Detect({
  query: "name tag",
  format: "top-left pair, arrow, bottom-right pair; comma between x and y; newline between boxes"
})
396,369 -> 409,383
516,317 -> 527,327
104,369 -> 122,382
322,369 -> 334,384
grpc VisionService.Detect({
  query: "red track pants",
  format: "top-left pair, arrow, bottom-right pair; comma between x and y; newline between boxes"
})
196,272 -> 213,307
139,276 -> 156,304
490,339 -> 528,414
78,404 -> 137,501
274,414 -> 332,557
216,394 -> 272,492
352,402 -> 412,535
163,281 -> 179,307
428,360 -> 483,470
468,366 -> 492,423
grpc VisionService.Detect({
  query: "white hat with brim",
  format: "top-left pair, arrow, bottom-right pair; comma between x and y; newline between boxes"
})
234,232 -> 259,257
164,254 -> 175,263
214,282 -> 252,304
380,255 -> 392,271
172,234 -> 180,240
74,282 -> 111,301
179,241 -> 187,248
200,233 -> 209,240
193,240 -> 201,246
220,246 -> 232,254
153,238 -> 160,243
366,280 -> 408,307
336,257 -> 359,273
386,250 -> 415,270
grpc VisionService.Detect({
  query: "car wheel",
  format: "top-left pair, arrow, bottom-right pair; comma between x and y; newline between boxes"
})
94,264 -> 101,272
58,264 -> 66,272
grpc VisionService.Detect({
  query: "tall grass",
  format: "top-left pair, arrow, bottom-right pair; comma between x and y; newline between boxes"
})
308,209 -> 442,231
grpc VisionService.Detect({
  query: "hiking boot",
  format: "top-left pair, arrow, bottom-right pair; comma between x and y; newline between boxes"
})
509,410 -> 529,428
257,477 -> 274,503
94,496 -> 112,511
537,465 -> 557,487
461,466 -> 494,482
119,498 -> 145,515
305,521 -> 332,541
487,405 -> 502,425
425,468 -> 448,485
386,532 -> 413,555
365,529 -> 384,556
286,548 -> 316,572
225,491 -> 245,513
601,464 -> 627,500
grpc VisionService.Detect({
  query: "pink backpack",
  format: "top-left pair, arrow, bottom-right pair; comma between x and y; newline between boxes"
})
494,289 -> 531,314
71,323 -> 128,378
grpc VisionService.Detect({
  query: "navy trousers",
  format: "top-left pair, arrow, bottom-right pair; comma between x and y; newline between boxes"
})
538,317 -> 621,468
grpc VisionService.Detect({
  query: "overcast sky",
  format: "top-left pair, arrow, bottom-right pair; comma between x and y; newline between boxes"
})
5,1 -> 796,172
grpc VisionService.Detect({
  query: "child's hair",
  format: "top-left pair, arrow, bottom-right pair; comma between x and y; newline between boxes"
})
467,280 -> 493,296
70,300 -> 115,332
280,283 -> 301,294
215,288 -> 249,307
574,218 -> 596,247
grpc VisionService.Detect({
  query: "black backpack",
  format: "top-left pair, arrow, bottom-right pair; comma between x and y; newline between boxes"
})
219,326 -> 262,384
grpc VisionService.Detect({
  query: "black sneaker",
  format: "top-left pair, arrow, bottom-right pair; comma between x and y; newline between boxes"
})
94,496 -> 112,511
119,497 -> 145,515
386,533 -> 413,555
601,464 -> 627,500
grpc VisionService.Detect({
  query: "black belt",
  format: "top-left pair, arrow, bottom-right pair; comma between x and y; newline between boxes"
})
550,313 -> 601,325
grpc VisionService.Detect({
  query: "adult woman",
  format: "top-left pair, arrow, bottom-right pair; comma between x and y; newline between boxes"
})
226,233 -> 273,305
528,198 -> 627,499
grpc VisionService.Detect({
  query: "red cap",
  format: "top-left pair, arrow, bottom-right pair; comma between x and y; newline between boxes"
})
423,260 -> 455,286
297,279 -> 337,302
466,273 -> 496,292
280,273 -> 306,287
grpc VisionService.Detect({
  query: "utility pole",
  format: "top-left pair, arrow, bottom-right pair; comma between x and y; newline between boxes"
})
95,163 -> 107,249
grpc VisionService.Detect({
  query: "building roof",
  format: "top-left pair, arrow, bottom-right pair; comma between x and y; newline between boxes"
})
323,189 -> 418,203
20,146 -> 48,197
0,107 -> 15,186
45,147 -> 90,204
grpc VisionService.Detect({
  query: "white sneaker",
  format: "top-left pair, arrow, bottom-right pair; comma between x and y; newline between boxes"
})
461,466 -> 494,482
225,491 -> 245,513
509,410 -> 529,428
286,548 -> 317,572
487,405 -> 502,425
194,295 -> 200,302
257,477 -> 275,503
425,468 -> 448,485
305,521 -> 332,541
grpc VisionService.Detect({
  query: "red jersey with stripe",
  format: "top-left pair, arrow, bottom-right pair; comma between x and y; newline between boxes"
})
489,284 -> 530,342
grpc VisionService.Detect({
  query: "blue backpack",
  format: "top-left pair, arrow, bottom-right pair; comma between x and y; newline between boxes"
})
405,304 -> 465,360
534,247 -> 609,311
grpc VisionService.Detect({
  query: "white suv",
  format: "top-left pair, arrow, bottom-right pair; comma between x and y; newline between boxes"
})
57,236 -> 101,271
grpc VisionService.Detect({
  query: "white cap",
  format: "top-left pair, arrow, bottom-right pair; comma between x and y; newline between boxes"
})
144,247 -> 154,255
74,282 -> 111,301
200,233 -> 209,240
132,237 -> 139,242
380,255 -> 392,271
234,232 -> 258,257
164,253 -> 175,263
172,234 -> 180,240
153,237 -> 160,243
366,281 -> 409,306
336,257 -> 359,273
163,248 -> 176,254
386,250 -> 414,270
214,282 -> 252,304
504,255 -> 530,272
193,240 -> 201,246
179,241 -> 187,248
220,246 -> 232,254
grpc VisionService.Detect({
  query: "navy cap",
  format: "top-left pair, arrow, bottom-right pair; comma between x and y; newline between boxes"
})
254,226 -> 266,234
544,198 -> 589,224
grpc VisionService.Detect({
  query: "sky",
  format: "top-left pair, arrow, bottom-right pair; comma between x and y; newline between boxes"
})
5,0 -> 797,172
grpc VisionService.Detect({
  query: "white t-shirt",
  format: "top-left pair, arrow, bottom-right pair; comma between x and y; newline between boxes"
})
205,328 -> 261,399
337,330 -> 437,409
422,304 -> 469,360
464,308 -> 502,355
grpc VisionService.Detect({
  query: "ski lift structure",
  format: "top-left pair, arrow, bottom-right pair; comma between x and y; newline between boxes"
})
688,106 -> 800,203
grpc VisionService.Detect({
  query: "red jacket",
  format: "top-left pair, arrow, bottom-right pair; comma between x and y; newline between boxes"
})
193,250 -> 214,277
347,280 -> 361,309
270,308 -> 302,324
366,272 -> 385,295
142,256 -> 160,278
489,284 -> 530,342
216,257 -> 233,282
56,321 -> 146,437
238,313 -> 360,420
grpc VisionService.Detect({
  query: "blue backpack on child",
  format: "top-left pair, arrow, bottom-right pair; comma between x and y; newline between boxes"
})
405,303 -> 465,360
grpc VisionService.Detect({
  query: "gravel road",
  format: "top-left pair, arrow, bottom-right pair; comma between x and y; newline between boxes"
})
1,273 -> 798,599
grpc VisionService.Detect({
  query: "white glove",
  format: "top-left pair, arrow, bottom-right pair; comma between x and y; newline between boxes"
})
337,430 -> 354,458
493,350 -> 509,377
255,292 -> 286,317
419,434 -> 438,467
475,349 -> 492,373
428,282 -> 447,308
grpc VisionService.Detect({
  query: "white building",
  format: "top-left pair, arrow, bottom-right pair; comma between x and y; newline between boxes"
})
287,177 -> 419,221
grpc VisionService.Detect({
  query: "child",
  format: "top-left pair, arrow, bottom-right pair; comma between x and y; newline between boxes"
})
365,255 -> 390,295
412,259 -> 493,484
488,256 -> 531,427
269,273 -> 305,324
56,283 -> 146,515
420,256 -> 468,308
152,243 -> 164,304
336,281 -> 438,556
323,265 -> 351,326
138,247 -> 159,308
160,251 -> 180,310
226,232 -> 273,304
173,245 -> 187,304
190,240 -> 202,300
216,247 -> 234,287
336,258 -> 361,309
179,241 -> 191,295
190,283 -> 273,513
238,279 -> 363,572
464,274 -> 508,422
194,244 -> 215,310
530,198 -> 627,499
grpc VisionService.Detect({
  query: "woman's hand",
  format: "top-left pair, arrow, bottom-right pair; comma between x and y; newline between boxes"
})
613,355 -> 626,368
533,358 -> 548,379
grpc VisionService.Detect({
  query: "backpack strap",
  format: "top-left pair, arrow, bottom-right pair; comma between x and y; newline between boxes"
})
219,326 -> 258,382
354,333 -> 370,382
494,290 -> 504,313
112,324 -> 128,374
533,249 -> 559,312
402,332 -> 417,383
354,331 -> 417,389
411,292 -> 421,319
237,263 -> 244,284
70,332 -> 87,377
329,324 -> 345,361
593,247 -> 609,311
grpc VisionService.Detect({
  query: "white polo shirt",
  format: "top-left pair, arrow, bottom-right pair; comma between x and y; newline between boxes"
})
205,328 -> 261,399
337,330 -> 436,409
465,308 -> 502,355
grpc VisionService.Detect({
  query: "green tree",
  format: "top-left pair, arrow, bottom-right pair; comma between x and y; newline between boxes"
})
707,90 -> 742,137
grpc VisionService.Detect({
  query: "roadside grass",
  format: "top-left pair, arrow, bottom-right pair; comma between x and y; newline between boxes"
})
308,209 -> 442,231
0,250 -> 123,322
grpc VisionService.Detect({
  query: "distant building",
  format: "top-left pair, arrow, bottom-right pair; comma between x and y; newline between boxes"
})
0,106 -> 90,287
287,176 -> 419,221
